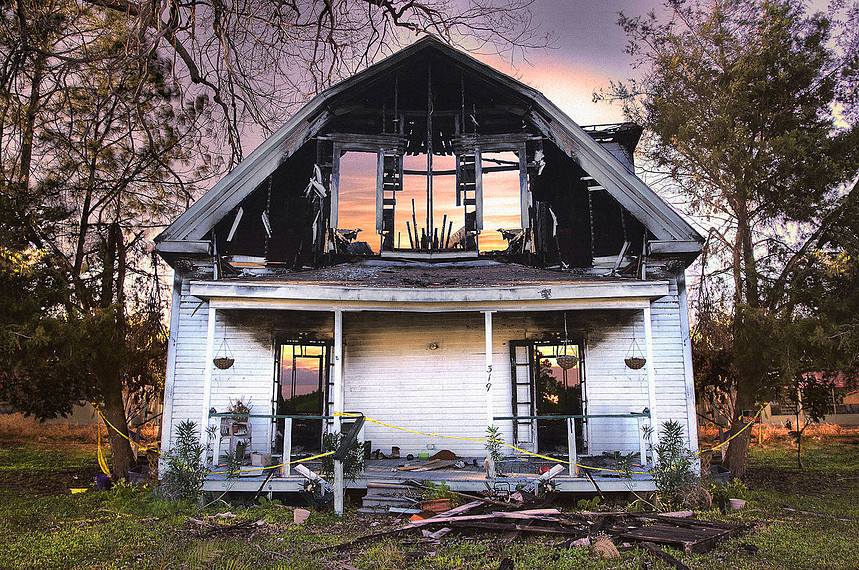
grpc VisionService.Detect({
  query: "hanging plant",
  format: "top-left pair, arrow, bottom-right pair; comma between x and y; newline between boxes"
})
625,321 -> 646,370
557,353 -> 578,370
557,312 -> 578,370
213,337 -> 235,369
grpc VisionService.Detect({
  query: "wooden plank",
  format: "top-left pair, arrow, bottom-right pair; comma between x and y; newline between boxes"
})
444,520 -> 583,536
639,542 -> 691,570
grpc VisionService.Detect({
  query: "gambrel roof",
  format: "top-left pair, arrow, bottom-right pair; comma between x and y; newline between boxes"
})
156,37 -> 702,256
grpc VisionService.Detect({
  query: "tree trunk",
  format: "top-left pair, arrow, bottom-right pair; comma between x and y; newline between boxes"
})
101,374 -> 135,479
725,197 -> 760,479
724,381 -> 755,479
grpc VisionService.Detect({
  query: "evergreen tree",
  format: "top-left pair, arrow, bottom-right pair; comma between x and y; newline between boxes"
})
601,0 -> 859,477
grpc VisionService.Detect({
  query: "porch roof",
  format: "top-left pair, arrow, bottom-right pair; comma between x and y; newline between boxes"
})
189,260 -> 669,312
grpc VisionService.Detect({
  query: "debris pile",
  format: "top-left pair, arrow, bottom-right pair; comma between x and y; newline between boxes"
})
325,493 -> 749,569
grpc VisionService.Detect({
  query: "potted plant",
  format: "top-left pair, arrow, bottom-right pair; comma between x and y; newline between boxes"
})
227,397 -> 252,422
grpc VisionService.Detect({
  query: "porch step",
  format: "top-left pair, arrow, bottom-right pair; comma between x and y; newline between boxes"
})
361,481 -> 423,515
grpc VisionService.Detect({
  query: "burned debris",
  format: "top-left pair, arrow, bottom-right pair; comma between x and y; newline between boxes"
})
323,494 -> 748,569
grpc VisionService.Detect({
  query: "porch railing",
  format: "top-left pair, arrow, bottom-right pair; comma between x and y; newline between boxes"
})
207,411 -> 649,479
492,412 -> 651,477
208,412 -> 340,476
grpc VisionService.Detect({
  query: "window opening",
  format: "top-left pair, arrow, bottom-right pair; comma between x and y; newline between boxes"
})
534,343 -> 586,455
336,152 -> 378,252
479,151 -> 523,252
272,342 -> 329,455
395,154 -> 464,250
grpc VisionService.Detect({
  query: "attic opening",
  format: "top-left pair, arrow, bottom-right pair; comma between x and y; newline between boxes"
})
480,151 -> 523,253
203,44 -> 654,273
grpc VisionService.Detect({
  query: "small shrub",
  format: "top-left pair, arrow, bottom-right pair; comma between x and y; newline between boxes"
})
485,425 -> 504,464
319,431 -> 365,481
423,481 -> 460,505
650,420 -> 698,506
161,420 -> 208,501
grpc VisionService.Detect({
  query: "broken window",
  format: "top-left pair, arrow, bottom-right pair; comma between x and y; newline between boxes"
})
336,151 -> 379,253
479,151 -> 524,252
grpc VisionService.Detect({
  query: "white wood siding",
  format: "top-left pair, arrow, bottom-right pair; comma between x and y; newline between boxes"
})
164,281 -> 696,461
343,312 -> 490,456
164,281 -> 334,456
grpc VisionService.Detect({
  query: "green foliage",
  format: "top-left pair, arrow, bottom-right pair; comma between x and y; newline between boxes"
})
604,0 -> 859,476
710,478 -> 750,512
576,495 -> 601,511
650,420 -> 698,503
422,481 -> 460,506
161,420 -> 208,501
485,425 -> 504,464
3,436 -> 859,569
319,431 -> 365,482
785,373 -> 836,468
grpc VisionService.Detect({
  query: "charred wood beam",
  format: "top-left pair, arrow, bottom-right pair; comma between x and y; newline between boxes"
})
403,165 -> 517,176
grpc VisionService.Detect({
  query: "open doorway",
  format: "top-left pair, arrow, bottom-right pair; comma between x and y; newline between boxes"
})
273,342 -> 330,455
511,340 -> 586,455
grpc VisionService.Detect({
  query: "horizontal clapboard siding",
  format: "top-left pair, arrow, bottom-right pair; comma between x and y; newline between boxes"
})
164,280 -> 334,454
344,312 -> 489,456
164,279 -> 695,461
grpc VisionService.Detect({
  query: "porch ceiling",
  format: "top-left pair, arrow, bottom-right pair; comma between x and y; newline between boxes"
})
189,261 -> 669,311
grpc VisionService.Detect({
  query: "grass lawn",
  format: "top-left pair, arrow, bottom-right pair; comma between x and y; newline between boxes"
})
0,431 -> 857,569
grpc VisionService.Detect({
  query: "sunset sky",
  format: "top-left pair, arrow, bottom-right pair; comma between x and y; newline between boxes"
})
260,1 -> 833,252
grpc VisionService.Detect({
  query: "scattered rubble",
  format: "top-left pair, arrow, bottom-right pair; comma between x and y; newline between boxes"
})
327,493 -> 749,568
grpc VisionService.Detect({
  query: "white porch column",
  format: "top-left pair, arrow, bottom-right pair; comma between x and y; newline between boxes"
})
677,273 -> 700,461
332,309 -> 344,515
201,305 -> 216,451
484,310 -> 495,478
484,310 -> 495,427
643,304 -> 658,454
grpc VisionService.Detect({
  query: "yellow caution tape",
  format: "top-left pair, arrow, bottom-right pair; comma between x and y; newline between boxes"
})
697,404 -> 767,456
95,414 -> 111,476
206,450 -> 336,475
97,403 -> 767,480
335,412 -> 649,475
94,404 -> 161,456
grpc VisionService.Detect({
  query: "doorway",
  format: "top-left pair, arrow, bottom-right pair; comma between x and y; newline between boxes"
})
273,341 -> 329,455
511,341 -> 586,455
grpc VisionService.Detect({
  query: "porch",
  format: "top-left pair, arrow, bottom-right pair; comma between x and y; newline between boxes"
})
203,411 -> 656,494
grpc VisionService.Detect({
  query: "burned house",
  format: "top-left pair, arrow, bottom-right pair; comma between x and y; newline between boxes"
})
156,38 -> 703,494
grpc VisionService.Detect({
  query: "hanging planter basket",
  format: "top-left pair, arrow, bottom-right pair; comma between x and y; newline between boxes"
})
624,323 -> 646,370
556,313 -> 578,370
557,354 -> 578,370
213,337 -> 235,370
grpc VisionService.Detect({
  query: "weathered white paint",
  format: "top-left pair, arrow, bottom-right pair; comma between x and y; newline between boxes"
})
201,306 -> 216,447
676,273 -> 700,459
333,309 -> 344,515
206,295 -> 655,314
159,273 -> 183,462
567,417 -> 577,476
163,281 -> 697,469
485,311 -> 494,427
644,304 -> 658,439
191,279 -> 669,307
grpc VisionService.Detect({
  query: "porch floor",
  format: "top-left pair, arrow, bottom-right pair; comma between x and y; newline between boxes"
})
202,456 -> 656,494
